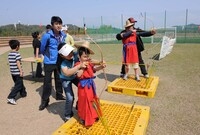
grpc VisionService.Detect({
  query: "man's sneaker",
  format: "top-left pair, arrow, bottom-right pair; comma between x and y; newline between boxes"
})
144,74 -> 149,78
7,98 -> 17,105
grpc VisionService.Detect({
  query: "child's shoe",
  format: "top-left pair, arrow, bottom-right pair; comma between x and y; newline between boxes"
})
20,92 -> 27,98
123,74 -> 128,80
135,75 -> 140,82
7,98 -> 17,105
95,118 -> 99,122
80,119 -> 85,125
144,74 -> 149,78
64,117 -> 71,122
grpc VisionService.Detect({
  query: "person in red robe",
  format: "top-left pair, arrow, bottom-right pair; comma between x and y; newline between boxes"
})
121,19 -> 140,81
75,41 -> 106,127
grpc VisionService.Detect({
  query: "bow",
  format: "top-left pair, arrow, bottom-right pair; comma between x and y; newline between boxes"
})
86,34 -> 110,134
86,34 -> 108,98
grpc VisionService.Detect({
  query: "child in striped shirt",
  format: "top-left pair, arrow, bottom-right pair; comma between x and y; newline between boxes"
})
7,40 -> 27,105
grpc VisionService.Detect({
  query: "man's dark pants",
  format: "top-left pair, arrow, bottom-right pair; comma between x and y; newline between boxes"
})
41,64 -> 63,102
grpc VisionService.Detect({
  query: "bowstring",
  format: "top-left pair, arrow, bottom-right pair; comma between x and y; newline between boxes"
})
86,34 -> 108,99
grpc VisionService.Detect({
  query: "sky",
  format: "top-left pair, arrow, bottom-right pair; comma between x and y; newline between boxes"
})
0,0 -> 199,29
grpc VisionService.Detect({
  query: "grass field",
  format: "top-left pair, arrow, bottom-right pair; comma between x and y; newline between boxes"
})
0,43 -> 200,135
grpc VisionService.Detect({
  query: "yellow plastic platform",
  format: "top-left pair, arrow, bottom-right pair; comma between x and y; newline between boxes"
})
107,76 -> 159,98
52,100 -> 150,135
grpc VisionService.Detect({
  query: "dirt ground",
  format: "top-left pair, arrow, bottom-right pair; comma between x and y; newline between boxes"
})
0,44 -> 200,135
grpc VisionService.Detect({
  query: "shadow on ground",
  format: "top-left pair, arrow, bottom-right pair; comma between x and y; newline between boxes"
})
97,72 -> 118,82
36,85 -> 59,100
23,74 -> 44,83
46,101 -> 65,120
35,85 -> 74,121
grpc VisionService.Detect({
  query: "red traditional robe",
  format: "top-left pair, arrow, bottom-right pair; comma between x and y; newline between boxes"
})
75,62 -> 99,126
122,32 -> 139,64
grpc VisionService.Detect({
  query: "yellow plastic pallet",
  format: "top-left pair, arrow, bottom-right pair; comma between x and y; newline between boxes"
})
107,76 -> 159,98
52,100 -> 150,135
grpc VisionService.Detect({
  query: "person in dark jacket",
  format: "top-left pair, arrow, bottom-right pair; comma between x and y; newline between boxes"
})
116,17 -> 156,78
32,31 -> 44,78
46,24 -> 52,32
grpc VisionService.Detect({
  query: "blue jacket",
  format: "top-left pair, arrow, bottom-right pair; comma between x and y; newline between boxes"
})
40,30 -> 66,64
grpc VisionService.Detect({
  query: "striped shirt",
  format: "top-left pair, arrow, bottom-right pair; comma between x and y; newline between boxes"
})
8,51 -> 22,75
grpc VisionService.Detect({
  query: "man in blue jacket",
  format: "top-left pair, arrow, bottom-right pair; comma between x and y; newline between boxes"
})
39,16 -> 66,111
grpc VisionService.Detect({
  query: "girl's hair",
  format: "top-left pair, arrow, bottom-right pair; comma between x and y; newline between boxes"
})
77,47 -> 90,57
56,42 -> 66,74
31,31 -> 39,38
46,24 -> 51,30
